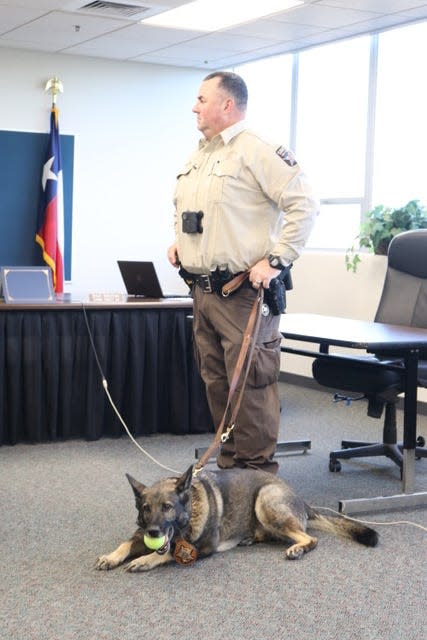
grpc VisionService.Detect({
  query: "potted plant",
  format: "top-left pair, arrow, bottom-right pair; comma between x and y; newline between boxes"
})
345,199 -> 427,272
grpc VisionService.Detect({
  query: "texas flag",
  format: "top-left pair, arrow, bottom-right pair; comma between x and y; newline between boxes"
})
35,106 -> 64,293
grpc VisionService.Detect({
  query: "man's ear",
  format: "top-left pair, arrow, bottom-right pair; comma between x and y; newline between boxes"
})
223,97 -> 234,113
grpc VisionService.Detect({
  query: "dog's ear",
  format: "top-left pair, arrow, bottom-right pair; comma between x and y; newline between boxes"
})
175,465 -> 194,495
126,473 -> 146,498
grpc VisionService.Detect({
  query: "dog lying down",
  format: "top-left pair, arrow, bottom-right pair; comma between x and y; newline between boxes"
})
95,465 -> 378,572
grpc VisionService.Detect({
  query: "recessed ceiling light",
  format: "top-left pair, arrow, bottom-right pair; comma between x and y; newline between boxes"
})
141,0 -> 303,32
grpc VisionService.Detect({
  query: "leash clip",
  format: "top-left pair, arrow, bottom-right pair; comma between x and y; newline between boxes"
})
220,424 -> 234,443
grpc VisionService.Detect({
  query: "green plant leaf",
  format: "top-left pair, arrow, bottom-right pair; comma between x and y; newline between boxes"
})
345,199 -> 427,272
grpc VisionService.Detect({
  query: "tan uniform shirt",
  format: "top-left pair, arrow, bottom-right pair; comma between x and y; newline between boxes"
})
173,120 -> 319,274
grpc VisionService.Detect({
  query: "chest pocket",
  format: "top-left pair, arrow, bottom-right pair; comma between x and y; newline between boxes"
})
208,158 -> 241,203
209,158 -> 241,179
176,162 -> 194,180
175,162 -> 197,209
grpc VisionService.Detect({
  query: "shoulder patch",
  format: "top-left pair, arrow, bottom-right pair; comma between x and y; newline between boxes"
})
276,146 -> 298,167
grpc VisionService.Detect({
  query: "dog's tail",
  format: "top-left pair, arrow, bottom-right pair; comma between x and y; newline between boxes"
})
306,506 -> 379,547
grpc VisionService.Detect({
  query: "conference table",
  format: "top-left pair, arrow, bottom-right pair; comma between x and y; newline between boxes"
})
280,313 -> 427,513
0,295 -> 213,446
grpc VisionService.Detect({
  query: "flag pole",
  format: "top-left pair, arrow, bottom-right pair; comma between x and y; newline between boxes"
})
35,76 -> 65,293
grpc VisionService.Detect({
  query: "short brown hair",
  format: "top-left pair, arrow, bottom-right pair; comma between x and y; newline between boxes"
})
204,71 -> 248,110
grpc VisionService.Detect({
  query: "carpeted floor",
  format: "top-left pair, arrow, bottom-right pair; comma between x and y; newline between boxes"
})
0,383 -> 426,640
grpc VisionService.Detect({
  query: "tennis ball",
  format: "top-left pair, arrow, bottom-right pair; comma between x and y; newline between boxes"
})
144,534 -> 166,551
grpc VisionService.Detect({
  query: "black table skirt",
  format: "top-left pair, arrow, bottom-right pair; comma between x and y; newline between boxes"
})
0,307 -> 213,445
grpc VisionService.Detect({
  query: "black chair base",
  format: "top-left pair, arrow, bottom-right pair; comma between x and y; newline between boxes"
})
329,438 -> 427,473
328,399 -> 427,473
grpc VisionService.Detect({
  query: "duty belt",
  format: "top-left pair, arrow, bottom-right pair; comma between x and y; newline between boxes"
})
179,267 -> 243,295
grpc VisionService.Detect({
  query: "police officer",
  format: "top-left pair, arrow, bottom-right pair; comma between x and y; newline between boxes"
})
167,71 -> 318,474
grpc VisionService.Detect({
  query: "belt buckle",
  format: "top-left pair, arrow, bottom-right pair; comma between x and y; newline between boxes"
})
200,274 -> 212,293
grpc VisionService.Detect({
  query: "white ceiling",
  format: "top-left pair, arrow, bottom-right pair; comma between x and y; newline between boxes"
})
1,0 -> 427,70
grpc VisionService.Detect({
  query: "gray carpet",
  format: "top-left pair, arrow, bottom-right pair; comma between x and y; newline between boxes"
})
1,383 -> 426,640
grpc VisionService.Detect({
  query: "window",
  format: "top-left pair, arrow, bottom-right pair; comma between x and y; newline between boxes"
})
373,22 -> 427,208
296,37 -> 370,201
236,21 -> 427,250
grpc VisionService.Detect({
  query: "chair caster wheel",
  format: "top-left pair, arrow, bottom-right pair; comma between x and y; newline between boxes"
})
329,459 -> 342,472
415,435 -> 425,460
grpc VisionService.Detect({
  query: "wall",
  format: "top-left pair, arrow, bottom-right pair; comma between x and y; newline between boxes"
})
283,251 -> 387,375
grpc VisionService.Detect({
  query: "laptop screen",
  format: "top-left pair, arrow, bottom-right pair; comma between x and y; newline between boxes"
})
117,261 -> 164,297
117,261 -> 189,298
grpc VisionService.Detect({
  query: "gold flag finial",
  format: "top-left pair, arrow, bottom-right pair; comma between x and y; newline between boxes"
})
45,77 -> 64,105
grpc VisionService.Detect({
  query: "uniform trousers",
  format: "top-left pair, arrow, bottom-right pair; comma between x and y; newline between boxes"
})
192,283 -> 282,473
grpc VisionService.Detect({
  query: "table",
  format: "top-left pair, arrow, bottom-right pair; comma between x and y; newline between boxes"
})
0,296 -> 213,445
280,313 -> 427,513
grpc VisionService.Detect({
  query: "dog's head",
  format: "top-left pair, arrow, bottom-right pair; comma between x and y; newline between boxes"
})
126,465 -> 194,553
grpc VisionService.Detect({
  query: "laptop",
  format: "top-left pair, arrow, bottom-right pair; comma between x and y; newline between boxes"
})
117,260 -> 188,299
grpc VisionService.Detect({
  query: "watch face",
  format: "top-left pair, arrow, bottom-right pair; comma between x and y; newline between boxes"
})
269,256 -> 280,267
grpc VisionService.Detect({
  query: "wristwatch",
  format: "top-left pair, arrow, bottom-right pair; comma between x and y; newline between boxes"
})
268,254 -> 286,270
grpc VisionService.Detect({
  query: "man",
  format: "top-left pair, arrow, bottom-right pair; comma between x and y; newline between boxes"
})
167,71 -> 318,474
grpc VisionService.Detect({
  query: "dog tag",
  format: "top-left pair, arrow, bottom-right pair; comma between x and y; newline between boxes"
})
173,538 -> 198,565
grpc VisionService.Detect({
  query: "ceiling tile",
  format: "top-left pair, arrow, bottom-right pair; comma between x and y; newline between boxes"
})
272,4 -> 379,28
0,6 -> 47,33
226,18 -> 327,41
63,22 -> 204,57
318,0 -> 427,12
0,10 -> 125,48
329,11 -> 427,37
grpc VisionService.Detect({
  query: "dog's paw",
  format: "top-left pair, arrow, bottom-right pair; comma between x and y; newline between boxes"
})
238,536 -> 255,547
95,554 -> 120,570
125,551 -> 173,572
124,558 -> 156,573
125,557 -> 156,572
285,545 -> 305,560
285,535 -> 318,559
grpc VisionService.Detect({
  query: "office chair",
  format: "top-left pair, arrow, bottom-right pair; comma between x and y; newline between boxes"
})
312,229 -> 427,473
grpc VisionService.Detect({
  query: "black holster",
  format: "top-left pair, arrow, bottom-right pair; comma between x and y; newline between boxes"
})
264,265 -> 293,315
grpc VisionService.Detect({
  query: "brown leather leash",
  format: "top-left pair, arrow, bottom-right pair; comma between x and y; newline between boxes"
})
193,271 -> 264,475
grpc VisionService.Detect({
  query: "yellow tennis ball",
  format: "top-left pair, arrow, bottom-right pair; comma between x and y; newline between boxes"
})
144,534 -> 166,551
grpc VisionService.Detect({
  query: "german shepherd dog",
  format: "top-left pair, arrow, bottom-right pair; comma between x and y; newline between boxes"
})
95,465 -> 378,572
